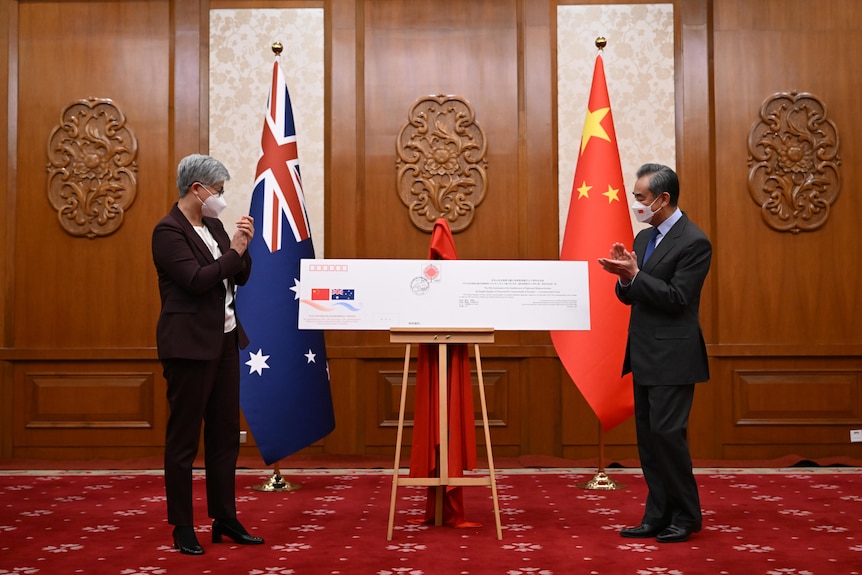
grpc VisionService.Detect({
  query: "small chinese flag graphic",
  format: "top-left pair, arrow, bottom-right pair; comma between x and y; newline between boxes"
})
311,288 -> 330,301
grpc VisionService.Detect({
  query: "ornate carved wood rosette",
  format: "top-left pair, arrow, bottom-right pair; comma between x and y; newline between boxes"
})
47,98 -> 138,238
396,94 -> 487,233
747,91 -> 840,233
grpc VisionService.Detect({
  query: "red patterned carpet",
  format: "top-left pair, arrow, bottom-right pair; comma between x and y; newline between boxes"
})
1,468 -> 861,574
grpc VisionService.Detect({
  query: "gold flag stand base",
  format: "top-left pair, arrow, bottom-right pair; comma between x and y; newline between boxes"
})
251,465 -> 302,492
577,470 -> 625,491
577,421 -> 626,490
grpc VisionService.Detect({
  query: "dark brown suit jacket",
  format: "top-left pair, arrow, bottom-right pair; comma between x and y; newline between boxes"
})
152,204 -> 252,360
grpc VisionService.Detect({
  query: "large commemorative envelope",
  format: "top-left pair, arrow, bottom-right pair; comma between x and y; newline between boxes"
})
298,259 -> 589,331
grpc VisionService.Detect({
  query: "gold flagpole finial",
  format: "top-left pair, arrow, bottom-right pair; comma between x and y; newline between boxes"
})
595,36 -> 607,51
272,41 -> 283,57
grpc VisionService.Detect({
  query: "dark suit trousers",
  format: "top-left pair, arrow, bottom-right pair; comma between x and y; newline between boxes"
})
633,381 -> 702,529
162,330 -> 241,526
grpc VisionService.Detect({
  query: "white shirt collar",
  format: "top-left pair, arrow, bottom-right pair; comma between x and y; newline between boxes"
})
655,207 -> 682,238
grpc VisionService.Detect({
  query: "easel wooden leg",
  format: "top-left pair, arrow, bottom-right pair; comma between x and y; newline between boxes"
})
474,343 -> 502,539
387,343 -> 412,540
435,341 -> 449,526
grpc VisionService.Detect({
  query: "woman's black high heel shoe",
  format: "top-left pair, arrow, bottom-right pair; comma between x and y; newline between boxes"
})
212,518 -> 264,545
172,525 -> 204,555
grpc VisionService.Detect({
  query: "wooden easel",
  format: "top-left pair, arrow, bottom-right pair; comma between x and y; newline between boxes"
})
386,327 -> 502,540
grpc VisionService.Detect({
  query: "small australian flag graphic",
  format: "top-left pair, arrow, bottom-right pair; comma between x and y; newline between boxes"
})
331,289 -> 355,300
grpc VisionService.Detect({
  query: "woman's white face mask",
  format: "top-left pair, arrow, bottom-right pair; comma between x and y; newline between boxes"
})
198,185 -> 228,218
631,195 -> 660,224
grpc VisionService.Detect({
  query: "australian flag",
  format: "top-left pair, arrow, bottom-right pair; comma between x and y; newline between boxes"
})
235,56 -> 335,465
331,289 -> 354,300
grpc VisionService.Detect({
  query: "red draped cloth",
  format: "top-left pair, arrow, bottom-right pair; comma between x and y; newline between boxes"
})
408,219 -> 479,527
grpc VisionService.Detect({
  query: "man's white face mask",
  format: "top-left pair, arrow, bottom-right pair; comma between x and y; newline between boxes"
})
631,195 -> 660,224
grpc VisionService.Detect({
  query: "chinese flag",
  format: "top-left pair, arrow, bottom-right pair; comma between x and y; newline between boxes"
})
311,288 -> 330,301
551,53 -> 634,431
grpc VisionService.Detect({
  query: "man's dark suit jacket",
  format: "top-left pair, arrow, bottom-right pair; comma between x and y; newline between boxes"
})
152,204 -> 252,360
615,213 -> 711,386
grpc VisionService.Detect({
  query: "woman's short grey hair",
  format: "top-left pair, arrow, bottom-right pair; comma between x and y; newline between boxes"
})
176,154 -> 230,198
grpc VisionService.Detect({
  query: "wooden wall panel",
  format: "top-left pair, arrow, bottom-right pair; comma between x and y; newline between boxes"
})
357,357 -> 518,457
14,1 -> 170,349
713,357 -> 862,460
733,370 -> 861,425
672,0 -> 721,462
710,0 -> 862,462
370,368 -> 512,432
3,0 -> 862,465
0,0 -> 16,459
11,360 -> 166,459
1,0 -> 179,461
23,372 -> 154,430
0,0 -> 12,351
712,0 -> 862,347
361,0 -> 521,261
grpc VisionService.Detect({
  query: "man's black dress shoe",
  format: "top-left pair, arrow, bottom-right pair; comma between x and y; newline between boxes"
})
172,525 -> 204,555
620,523 -> 664,538
212,518 -> 264,545
656,524 -> 700,543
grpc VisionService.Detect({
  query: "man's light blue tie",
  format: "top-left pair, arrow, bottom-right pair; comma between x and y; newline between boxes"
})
643,227 -> 659,264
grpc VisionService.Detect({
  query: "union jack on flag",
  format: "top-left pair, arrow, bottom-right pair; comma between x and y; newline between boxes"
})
255,59 -> 311,253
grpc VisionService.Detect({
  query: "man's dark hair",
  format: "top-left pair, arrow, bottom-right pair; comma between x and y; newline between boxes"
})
637,163 -> 679,206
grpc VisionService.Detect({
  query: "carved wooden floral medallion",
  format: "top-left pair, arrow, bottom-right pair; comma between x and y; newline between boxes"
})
396,94 -> 487,233
47,98 -> 138,238
747,91 -> 840,233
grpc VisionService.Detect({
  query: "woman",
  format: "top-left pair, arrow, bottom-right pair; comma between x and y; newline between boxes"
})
152,154 -> 263,555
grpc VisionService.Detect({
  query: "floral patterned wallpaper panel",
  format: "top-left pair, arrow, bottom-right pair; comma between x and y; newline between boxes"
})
209,9 -> 325,252
558,4 -> 675,243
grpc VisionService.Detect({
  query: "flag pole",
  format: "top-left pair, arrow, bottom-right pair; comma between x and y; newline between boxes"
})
246,40 -> 302,495
577,36 -> 623,491
578,420 -> 626,490
243,39 -> 335,491
553,35 -> 633,489
252,462 -> 302,492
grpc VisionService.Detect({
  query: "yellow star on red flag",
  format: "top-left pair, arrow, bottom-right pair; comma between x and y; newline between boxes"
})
602,185 -> 621,203
580,106 -> 611,154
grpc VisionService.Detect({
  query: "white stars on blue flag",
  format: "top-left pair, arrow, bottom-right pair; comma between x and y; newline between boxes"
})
246,349 -> 271,376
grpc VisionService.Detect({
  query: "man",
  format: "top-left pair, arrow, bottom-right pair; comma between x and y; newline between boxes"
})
598,163 -> 712,543
152,154 -> 262,555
